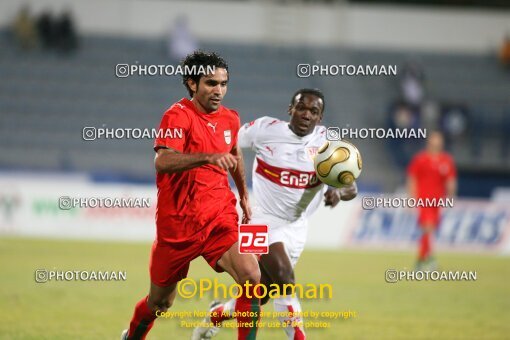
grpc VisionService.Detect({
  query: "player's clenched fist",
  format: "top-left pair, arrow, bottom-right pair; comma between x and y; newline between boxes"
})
207,153 -> 238,170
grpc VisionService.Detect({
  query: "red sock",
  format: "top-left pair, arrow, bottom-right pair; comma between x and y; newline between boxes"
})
127,295 -> 156,340
419,233 -> 430,261
235,284 -> 260,340
423,233 -> 431,259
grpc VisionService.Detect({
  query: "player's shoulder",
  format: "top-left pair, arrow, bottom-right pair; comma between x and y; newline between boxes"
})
240,116 -> 281,130
220,105 -> 239,118
408,151 -> 427,166
164,98 -> 193,118
219,105 -> 241,126
256,116 -> 285,128
414,150 -> 428,160
441,152 -> 456,163
313,125 -> 327,137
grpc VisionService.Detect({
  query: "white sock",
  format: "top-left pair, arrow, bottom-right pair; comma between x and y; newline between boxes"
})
222,298 -> 236,317
273,295 -> 306,339
211,298 -> 236,324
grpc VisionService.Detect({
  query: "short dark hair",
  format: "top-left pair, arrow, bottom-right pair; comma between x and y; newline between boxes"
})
181,50 -> 229,97
290,88 -> 325,113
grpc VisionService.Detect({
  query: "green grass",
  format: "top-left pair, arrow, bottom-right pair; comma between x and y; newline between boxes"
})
0,237 -> 509,339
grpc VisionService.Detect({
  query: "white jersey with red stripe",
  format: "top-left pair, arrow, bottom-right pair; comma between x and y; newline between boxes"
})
238,116 -> 328,222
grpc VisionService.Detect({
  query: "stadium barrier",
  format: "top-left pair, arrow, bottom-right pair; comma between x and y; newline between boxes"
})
0,174 -> 509,255
332,195 -> 510,255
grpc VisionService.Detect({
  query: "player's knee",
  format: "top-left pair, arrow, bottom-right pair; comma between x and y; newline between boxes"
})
274,266 -> 294,285
151,300 -> 173,313
237,264 -> 261,285
148,295 -> 174,313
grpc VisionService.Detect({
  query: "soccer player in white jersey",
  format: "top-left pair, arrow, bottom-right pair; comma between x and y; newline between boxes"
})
192,88 -> 357,340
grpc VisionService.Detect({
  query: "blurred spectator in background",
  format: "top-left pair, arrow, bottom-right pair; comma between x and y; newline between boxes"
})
36,9 -> 78,53
439,103 -> 469,150
407,131 -> 457,271
387,62 -> 428,168
387,100 -> 422,168
399,62 -> 425,109
420,100 -> 441,132
36,10 -> 57,49
167,15 -> 197,61
499,34 -> 510,68
388,61 -> 473,170
12,6 -> 37,50
55,10 -> 78,53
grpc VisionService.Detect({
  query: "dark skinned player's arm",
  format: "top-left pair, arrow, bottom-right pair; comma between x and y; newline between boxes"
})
339,181 -> 358,201
154,147 -> 237,174
324,182 -> 357,207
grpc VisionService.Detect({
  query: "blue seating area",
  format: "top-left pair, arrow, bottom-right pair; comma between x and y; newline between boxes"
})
1,31 -> 509,191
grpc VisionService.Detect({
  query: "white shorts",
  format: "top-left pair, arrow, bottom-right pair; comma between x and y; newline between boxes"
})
251,209 -> 308,268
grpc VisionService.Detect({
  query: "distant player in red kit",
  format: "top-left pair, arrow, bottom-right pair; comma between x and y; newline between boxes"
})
121,51 -> 261,340
407,131 -> 457,270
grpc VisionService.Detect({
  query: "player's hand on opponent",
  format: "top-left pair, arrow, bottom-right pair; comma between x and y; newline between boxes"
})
324,188 -> 341,208
207,153 -> 239,170
239,194 -> 252,224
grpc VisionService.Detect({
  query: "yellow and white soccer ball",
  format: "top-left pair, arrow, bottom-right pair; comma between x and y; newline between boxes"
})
314,140 -> 362,187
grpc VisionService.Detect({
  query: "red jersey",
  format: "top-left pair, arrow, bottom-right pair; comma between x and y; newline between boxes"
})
407,151 -> 457,199
153,98 -> 240,243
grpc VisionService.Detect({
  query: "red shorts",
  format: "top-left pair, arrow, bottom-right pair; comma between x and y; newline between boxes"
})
418,207 -> 440,227
150,219 -> 238,287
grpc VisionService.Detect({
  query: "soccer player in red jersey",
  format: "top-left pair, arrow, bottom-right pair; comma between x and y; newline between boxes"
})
407,131 -> 457,270
121,51 -> 261,340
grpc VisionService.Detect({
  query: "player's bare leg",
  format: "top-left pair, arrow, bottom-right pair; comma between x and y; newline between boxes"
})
195,263 -> 273,340
199,243 -> 305,339
214,241 -> 261,340
258,265 -> 274,307
259,242 -> 306,340
191,242 -> 260,340
123,282 -> 177,340
217,242 -> 261,284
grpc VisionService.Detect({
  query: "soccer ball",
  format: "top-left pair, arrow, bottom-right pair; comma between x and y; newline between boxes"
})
314,140 -> 362,187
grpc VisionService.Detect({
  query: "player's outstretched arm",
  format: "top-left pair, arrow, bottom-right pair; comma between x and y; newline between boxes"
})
154,148 -> 238,173
339,182 -> 357,201
324,182 -> 358,207
229,143 -> 252,223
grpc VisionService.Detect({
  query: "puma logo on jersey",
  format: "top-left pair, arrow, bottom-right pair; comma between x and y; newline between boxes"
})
174,103 -> 185,110
207,122 -> 217,133
306,147 -> 318,161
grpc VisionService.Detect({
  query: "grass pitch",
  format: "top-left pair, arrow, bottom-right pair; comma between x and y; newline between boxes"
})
0,237 -> 509,339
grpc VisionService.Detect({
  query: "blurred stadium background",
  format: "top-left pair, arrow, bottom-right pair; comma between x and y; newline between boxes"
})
0,0 -> 509,339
